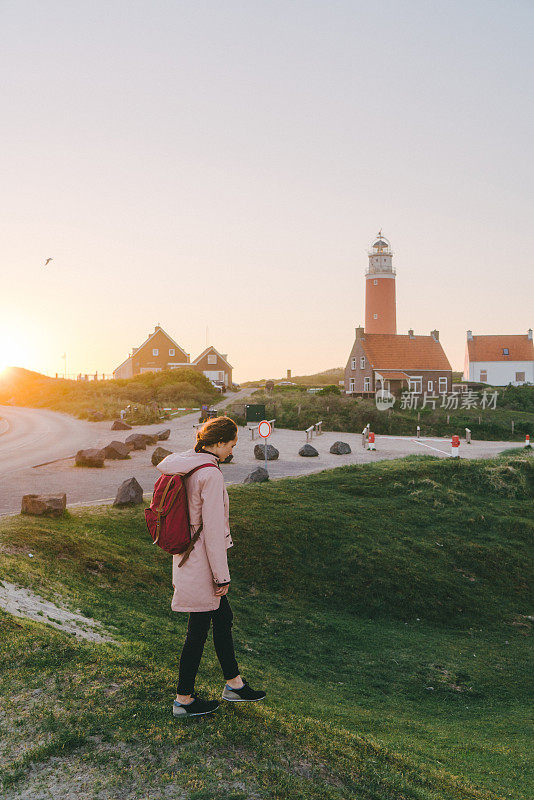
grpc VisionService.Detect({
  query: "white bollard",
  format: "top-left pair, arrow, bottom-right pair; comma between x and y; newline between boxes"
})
416,425 -> 421,438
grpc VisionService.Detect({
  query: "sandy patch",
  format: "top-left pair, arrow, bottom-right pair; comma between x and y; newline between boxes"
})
0,581 -> 115,643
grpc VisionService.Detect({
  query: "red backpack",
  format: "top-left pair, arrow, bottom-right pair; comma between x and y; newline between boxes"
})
145,463 -> 219,565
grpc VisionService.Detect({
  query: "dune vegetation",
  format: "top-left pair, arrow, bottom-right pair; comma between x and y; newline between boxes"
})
0,367 -> 220,425
227,385 -> 534,442
0,450 -> 532,799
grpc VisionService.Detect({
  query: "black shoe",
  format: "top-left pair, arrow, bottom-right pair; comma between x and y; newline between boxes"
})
222,679 -> 266,702
173,691 -> 220,717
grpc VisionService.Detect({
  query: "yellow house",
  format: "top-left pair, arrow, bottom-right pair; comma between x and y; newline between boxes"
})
113,325 -> 233,388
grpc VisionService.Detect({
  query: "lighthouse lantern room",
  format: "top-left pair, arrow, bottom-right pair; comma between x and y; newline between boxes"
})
365,231 -> 397,334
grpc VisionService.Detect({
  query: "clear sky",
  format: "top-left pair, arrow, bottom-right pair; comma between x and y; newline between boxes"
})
1,0 -> 533,381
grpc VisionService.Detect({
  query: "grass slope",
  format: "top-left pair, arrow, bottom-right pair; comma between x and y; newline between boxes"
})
0,451 -> 532,799
0,366 -> 219,423
228,386 -> 534,442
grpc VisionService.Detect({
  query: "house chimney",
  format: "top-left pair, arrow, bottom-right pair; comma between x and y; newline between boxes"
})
467,330 -> 473,341
408,329 -> 414,339
528,329 -> 533,341
287,369 -> 291,379
431,329 -> 439,342
355,326 -> 364,339
222,354 -> 228,360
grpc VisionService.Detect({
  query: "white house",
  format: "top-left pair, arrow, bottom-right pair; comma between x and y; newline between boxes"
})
463,330 -> 534,386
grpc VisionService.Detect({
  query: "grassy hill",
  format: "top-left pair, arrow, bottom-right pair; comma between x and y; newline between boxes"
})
0,366 -> 219,424
242,367 -> 345,388
227,385 -> 534,442
0,451 -> 532,799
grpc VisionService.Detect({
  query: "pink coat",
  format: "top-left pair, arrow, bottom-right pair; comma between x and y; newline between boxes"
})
155,449 -> 233,612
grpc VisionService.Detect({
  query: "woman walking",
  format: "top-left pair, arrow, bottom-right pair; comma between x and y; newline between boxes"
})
156,416 -> 266,718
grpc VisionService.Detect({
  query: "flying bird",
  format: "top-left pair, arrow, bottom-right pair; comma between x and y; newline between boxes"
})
44,257 -> 53,267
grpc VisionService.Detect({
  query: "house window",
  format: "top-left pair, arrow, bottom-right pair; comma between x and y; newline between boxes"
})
364,377 -> 370,391
169,349 -> 175,357
349,378 -> 355,392
152,349 -> 159,356
207,354 -> 217,364
373,279 -> 378,285
373,313 -> 378,319
409,377 -> 422,394
480,370 -> 487,382
516,372 -> 525,382
502,348 -> 509,355
427,380 -> 433,392
351,357 -> 356,370
360,356 -> 365,369
438,376 -> 447,393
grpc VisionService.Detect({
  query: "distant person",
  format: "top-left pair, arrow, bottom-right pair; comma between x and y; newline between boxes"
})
155,416 -> 266,718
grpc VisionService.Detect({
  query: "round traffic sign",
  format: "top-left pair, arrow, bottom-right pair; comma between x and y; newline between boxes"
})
258,420 -> 272,438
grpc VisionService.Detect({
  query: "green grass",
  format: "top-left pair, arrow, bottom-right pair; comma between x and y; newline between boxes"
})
227,386 -> 534,442
0,366 -> 219,422
0,451 -> 532,799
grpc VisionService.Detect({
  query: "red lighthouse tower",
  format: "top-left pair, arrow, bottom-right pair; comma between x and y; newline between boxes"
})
365,232 -> 397,334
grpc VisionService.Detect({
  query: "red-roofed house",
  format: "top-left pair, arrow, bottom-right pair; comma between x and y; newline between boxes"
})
463,330 -> 533,385
345,327 -> 452,395
113,326 -> 233,388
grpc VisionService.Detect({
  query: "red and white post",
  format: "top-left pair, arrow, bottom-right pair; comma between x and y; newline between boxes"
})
258,420 -> 272,473
367,431 -> 376,451
526,434 -> 531,447
451,434 -> 460,458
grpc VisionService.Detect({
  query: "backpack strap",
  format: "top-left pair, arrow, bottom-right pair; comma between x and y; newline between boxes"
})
177,463 -> 219,567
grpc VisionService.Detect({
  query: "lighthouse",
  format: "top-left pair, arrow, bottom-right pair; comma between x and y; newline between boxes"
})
365,232 -> 397,334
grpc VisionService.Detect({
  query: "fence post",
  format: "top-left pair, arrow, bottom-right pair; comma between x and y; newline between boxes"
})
416,425 -> 420,438
465,427 -> 471,444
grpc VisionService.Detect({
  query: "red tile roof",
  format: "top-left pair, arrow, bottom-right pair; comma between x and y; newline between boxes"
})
467,335 -> 534,362
361,334 -> 452,370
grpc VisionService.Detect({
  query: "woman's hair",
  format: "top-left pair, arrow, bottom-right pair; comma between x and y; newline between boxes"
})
195,416 -> 238,452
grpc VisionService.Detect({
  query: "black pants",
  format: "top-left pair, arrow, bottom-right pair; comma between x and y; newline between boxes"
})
177,595 -> 240,695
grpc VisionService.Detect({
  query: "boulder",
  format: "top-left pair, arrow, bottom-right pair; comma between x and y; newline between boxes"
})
299,444 -> 319,457
141,433 -> 159,445
156,429 -> 171,441
21,494 -> 66,517
254,443 -> 279,461
113,477 -> 144,507
125,434 -> 147,451
330,441 -> 352,455
75,448 -> 105,467
151,447 -> 173,466
87,410 -> 105,421
104,441 -> 131,460
244,467 -> 269,484
111,420 -> 132,430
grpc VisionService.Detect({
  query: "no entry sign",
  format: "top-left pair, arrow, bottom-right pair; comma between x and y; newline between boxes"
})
258,420 -> 272,438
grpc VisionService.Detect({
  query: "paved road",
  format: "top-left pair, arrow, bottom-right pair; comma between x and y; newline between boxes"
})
0,395 -> 521,517
0,390 -> 248,514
